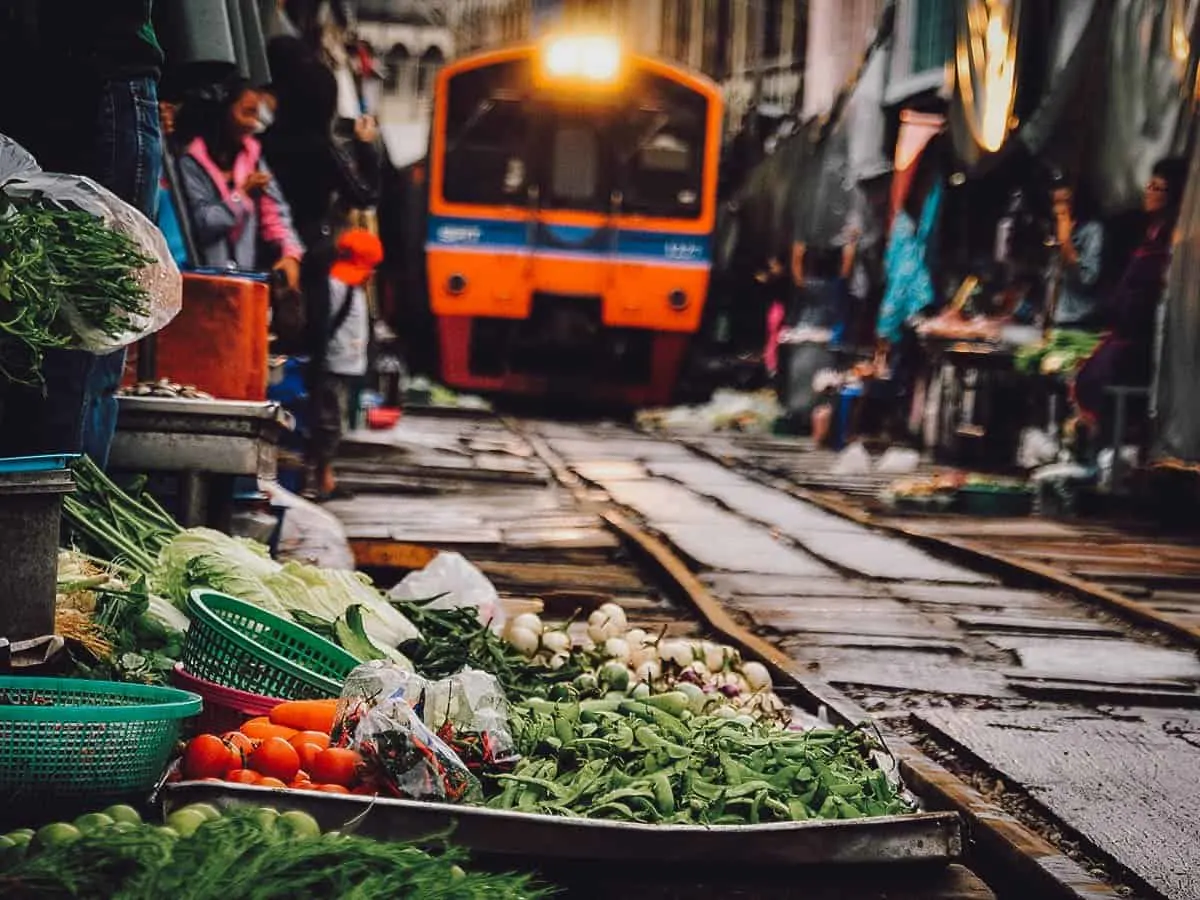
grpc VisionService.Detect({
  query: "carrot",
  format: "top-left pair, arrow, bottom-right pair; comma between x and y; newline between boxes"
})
269,699 -> 338,734
241,717 -> 298,741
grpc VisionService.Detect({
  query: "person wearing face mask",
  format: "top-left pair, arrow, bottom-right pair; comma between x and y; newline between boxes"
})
175,79 -> 304,284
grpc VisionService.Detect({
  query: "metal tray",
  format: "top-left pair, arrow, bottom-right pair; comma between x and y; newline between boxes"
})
162,781 -> 962,868
112,397 -> 294,477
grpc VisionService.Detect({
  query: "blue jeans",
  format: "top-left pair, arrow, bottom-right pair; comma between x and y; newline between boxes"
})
2,78 -> 161,465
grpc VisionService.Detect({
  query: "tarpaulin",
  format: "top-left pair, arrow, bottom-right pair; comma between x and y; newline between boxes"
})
1093,0 -> 1200,213
1153,124 -> 1200,462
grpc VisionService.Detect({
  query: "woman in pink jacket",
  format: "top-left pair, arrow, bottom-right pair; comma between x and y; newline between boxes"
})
177,79 -> 304,287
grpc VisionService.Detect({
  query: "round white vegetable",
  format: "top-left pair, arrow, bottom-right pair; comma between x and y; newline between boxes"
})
634,659 -> 662,684
657,639 -> 691,668
540,630 -> 572,655
603,637 -> 631,663
596,602 -> 628,632
506,626 -> 541,658
587,621 -> 615,645
547,652 -> 570,671
741,661 -> 772,692
628,644 -> 657,669
510,613 -> 544,636
625,628 -> 649,648
704,643 -> 728,674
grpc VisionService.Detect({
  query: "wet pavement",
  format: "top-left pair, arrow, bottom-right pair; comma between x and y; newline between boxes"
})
328,412 -> 1200,900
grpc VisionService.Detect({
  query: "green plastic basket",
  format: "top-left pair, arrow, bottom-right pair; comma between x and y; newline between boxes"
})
182,590 -> 359,700
0,676 -> 200,800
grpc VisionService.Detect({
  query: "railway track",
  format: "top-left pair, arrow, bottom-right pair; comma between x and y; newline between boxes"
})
325,409 -> 1199,900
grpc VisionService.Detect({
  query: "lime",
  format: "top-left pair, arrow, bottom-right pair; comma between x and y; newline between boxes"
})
155,826 -> 180,839
252,807 -> 279,833
74,812 -> 116,835
110,822 -> 139,835
277,810 -> 321,840
102,805 -> 142,826
32,822 -> 81,851
165,809 -> 207,839
5,830 -> 33,844
181,803 -> 221,822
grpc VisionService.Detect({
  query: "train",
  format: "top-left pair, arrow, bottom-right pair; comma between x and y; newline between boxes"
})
404,36 -> 724,407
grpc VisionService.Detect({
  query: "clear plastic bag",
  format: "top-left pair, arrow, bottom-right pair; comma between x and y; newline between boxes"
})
332,661 -> 481,802
422,668 -> 518,773
388,552 -> 507,633
0,135 -> 182,353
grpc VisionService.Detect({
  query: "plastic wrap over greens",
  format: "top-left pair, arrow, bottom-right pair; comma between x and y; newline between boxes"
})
0,134 -> 182,352
154,528 -> 420,649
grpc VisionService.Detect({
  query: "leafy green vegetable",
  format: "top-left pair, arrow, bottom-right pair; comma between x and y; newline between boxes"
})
0,198 -> 153,383
153,528 -> 421,650
394,597 -> 582,701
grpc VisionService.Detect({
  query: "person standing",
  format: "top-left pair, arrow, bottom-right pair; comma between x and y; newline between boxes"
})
312,229 -> 382,500
0,0 -> 164,466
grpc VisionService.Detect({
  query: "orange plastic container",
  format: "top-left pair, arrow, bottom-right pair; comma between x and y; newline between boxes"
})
125,271 -> 270,400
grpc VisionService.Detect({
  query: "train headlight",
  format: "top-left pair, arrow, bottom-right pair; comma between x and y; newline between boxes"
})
668,290 -> 689,311
542,36 -> 622,83
447,274 -> 467,296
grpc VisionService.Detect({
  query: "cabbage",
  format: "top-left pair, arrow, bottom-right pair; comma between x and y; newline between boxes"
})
153,527 -> 420,649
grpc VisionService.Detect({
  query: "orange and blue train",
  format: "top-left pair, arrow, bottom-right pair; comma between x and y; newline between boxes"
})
423,37 -> 724,407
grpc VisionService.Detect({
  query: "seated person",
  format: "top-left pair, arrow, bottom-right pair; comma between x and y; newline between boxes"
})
1071,157 -> 1188,445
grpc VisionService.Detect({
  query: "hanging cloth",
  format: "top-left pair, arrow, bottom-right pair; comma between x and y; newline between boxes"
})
877,181 -> 944,343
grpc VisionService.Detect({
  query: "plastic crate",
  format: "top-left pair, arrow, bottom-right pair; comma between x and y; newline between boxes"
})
170,663 -> 281,736
182,590 -> 357,700
0,676 -> 200,800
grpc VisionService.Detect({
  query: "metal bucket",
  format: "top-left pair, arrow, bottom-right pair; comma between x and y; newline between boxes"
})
154,0 -> 238,99
0,463 -> 74,642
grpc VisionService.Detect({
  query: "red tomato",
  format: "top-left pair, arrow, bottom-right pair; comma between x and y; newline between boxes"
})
182,734 -> 237,780
257,776 -> 287,789
315,783 -> 350,794
248,737 -> 301,783
293,741 -> 324,775
309,748 -> 363,788
226,768 -> 261,785
289,731 -> 330,751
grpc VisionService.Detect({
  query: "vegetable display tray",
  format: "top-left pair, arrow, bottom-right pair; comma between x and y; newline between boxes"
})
182,589 -> 358,700
0,453 -> 80,474
0,676 -> 200,800
162,781 -> 962,868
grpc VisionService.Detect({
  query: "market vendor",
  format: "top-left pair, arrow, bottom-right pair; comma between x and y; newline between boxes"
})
176,79 -> 304,284
0,0 -> 164,467
1049,177 -> 1105,329
1072,158 -> 1188,430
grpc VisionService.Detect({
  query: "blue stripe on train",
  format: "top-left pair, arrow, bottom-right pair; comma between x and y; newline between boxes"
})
425,215 -> 712,266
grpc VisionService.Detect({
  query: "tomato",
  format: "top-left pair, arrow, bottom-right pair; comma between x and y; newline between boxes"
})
257,777 -> 287,789
221,732 -> 258,767
248,737 -> 301,783
351,784 -> 377,796
309,748 -> 363,788
289,731 -> 330,751
182,734 -> 237,780
288,773 -> 314,790
226,768 -> 261,785
293,741 -> 323,774
315,783 -> 350,794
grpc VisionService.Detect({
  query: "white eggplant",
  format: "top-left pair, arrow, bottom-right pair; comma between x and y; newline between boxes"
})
510,612 -> 544,636
540,630 -> 572,655
741,661 -> 772,692
506,626 -> 541,658
603,637 -> 631,663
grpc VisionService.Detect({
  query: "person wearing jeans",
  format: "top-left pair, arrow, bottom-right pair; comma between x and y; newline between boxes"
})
0,1 -> 163,466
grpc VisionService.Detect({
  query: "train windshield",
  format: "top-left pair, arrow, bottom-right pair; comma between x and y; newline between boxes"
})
440,61 -> 709,221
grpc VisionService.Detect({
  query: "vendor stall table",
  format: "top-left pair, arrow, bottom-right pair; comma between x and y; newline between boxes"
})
110,396 -> 292,530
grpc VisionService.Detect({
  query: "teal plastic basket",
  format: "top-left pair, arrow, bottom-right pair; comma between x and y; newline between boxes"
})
182,590 -> 359,700
0,677 -> 201,800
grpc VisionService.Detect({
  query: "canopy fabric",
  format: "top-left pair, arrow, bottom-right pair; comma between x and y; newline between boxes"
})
1153,125 -> 1200,462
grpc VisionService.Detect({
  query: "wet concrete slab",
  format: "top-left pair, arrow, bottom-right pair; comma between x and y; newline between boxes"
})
797,531 -> 995,584
703,574 -> 890,598
745,605 -> 960,640
887,585 -> 1063,610
951,614 -> 1125,637
572,461 -> 648,482
917,707 -> 1200,900
783,646 -> 1012,697
985,636 -> 1200,684
598,478 -> 728,524
651,520 -> 838,577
